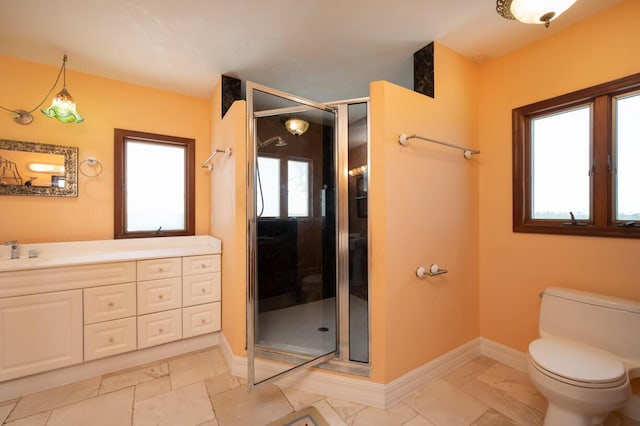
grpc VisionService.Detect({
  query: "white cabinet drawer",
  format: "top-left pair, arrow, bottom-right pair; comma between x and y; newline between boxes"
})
182,255 -> 220,276
84,317 -> 137,361
182,273 -> 220,307
183,302 -> 221,338
137,277 -> 181,315
84,282 -> 136,324
137,309 -> 182,349
137,258 -> 181,281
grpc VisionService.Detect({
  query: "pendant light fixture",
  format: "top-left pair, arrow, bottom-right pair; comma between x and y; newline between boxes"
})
41,55 -> 84,123
284,118 -> 310,136
0,54 -> 84,125
496,0 -> 578,28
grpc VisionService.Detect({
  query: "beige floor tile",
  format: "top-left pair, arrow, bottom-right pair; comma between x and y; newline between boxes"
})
210,384 -> 291,426
402,415 -> 436,426
133,382 -> 214,426
46,387 -> 133,426
278,386 -> 325,410
134,376 -> 171,402
312,399 -> 348,426
455,378 -> 544,425
471,408 -> 518,426
169,348 -> 228,390
475,363 -> 547,412
441,356 -> 497,389
404,379 -> 488,426
0,402 -> 16,423
100,362 -> 169,394
325,397 -> 366,419
203,372 -> 242,397
349,402 -> 417,426
605,411 -> 640,426
3,411 -> 50,426
8,376 -> 101,421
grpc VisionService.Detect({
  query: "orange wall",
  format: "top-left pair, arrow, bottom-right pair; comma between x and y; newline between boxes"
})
369,42 -> 479,382
478,0 -> 640,353
0,55 -> 211,243
209,79 -> 247,356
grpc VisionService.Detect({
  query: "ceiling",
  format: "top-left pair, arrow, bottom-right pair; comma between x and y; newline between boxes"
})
0,0 -> 623,103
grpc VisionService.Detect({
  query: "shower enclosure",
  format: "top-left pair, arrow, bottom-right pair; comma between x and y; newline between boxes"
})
247,82 -> 369,387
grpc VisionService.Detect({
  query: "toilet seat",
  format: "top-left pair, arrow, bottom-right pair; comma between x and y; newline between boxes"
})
529,338 -> 627,389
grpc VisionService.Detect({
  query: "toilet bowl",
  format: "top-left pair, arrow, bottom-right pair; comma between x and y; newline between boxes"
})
528,287 -> 640,426
301,274 -> 322,302
528,337 -> 630,425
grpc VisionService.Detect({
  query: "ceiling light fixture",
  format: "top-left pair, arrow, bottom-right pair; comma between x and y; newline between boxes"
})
284,118 -> 310,136
496,0 -> 577,28
0,54 -> 84,125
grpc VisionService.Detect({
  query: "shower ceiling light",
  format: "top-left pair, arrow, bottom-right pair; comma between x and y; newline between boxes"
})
0,54 -> 84,125
496,0 -> 577,28
284,118 -> 310,136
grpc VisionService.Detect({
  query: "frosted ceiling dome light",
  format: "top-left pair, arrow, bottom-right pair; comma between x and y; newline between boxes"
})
497,0 -> 578,28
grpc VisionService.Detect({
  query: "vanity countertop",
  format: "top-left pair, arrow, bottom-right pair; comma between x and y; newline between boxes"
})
0,235 -> 221,273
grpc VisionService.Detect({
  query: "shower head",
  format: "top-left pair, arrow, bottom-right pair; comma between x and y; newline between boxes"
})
257,136 -> 287,148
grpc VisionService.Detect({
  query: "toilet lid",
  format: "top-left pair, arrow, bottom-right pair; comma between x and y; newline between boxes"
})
529,338 -> 626,387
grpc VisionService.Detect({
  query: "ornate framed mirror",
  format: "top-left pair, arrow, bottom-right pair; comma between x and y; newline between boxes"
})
0,139 -> 78,197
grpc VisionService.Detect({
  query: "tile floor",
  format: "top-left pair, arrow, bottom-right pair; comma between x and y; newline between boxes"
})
0,347 -> 637,426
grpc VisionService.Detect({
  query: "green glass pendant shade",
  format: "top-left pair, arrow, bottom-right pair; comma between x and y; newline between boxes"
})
41,87 -> 84,123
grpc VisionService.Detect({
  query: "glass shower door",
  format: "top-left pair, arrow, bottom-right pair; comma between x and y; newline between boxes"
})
247,82 -> 338,387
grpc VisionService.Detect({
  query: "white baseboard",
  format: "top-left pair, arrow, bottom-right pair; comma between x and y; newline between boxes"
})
479,337 -> 528,372
0,333 -> 219,402
1,333 -> 530,410
219,333 -> 483,408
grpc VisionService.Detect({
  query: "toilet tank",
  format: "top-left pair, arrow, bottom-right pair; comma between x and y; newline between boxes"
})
540,287 -> 640,364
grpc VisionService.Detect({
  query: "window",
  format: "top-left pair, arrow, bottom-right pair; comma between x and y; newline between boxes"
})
256,156 -> 311,218
513,73 -> 640,238
114,129 -> 195,239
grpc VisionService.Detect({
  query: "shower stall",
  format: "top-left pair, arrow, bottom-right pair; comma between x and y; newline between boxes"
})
247,82 -> 370,387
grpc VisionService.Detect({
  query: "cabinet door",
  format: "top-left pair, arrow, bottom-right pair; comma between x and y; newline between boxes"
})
0,290 -> 83,381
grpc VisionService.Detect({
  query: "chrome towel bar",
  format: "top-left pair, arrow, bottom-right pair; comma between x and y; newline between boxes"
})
398,133 -> 479,159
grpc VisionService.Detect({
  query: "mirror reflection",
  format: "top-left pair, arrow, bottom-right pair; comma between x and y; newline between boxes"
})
0,139 -> 78,197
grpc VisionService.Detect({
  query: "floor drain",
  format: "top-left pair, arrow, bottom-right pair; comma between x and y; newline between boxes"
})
318,327 -> 329,332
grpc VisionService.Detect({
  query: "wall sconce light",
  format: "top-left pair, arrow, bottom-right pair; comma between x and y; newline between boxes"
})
28,163 -> 65,174
284,118 -> 310,136
496,0 -> 577,28
348,165 -> 368,177
0,54 -> 84,125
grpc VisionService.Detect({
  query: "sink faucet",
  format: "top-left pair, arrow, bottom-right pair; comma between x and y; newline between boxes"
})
4,241 -> 19,259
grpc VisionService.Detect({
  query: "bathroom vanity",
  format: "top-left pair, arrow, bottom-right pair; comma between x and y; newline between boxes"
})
0,236 -> 221,384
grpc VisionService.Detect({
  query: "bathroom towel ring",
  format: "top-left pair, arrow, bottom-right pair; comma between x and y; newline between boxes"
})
79,157 -> 103,177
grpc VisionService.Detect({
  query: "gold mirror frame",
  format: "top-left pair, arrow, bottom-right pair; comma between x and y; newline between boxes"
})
0,139 -> 78,197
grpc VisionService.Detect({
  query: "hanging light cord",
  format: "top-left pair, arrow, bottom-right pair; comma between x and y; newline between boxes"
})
0,55 -> 66,115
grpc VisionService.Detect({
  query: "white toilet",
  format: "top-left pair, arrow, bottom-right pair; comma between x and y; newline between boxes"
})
528,287 -> 640,426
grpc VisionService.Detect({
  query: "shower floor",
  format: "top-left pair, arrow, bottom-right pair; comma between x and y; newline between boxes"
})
256,295 -> 368,361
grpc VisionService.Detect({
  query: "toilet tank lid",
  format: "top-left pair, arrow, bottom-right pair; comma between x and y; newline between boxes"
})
545,287 -> 640,314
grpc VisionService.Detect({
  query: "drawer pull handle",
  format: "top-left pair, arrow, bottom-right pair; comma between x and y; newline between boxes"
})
201,288 -> 207,293
108,302 -> 114,307
108,337 -> 114,343
201,319 -> 206,324
201,263 -> 206,268
158,294 -> 164,299
158,267 -> 164,272
158,327 -> 164,333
